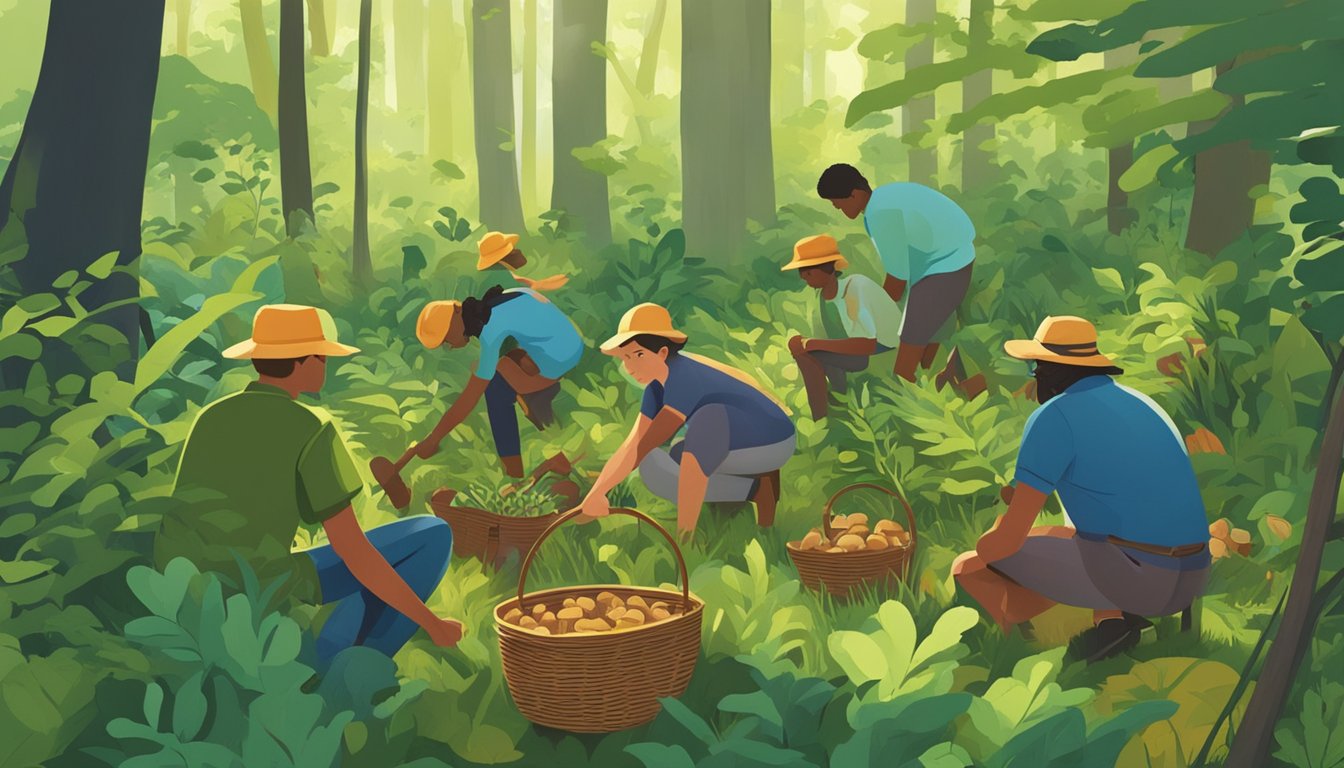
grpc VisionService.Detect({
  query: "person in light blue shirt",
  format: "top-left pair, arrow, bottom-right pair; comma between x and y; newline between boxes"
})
817,163 -> 976,382
952,316 -> 1210,665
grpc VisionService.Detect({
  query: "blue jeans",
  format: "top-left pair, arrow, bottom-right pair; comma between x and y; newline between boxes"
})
485,373 -> 521,458
306,516 -> 452,664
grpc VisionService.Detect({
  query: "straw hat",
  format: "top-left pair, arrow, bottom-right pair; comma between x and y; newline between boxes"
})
477,231 -> 521,270
417,300 -> 462,349
1004,316 -> 1116,367
781,235 -> 849,271
600,303 -> 687,353
222,304 -> 359,360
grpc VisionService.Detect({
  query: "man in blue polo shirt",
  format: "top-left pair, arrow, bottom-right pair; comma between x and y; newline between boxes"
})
952,316 -> 1210,664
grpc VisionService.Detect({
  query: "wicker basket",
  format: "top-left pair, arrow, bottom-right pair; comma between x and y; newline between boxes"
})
429,500 -> 563,567
787,482 -> 918,598
495,508 -> 704,733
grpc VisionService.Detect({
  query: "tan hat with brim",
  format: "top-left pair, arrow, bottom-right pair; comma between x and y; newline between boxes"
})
417,300 -> 461,349
1004,315 -> 1116,367
601,302 -> 687,354
781,234 -> 850,271
223,304 -> 360,359
477,231 -> 520,270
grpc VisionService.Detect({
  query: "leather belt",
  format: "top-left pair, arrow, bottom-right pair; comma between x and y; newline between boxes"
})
1107,535 -> 1207,558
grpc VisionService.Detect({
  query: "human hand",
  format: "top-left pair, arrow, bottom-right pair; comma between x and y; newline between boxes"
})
424,617 -> 464,648
579,493 -> 610,521
788,335 -> 808,356
414,432 -> 443,460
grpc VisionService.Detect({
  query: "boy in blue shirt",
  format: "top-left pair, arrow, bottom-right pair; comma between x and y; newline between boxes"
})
817,163 -> 975,383
952,316 -> 1210,664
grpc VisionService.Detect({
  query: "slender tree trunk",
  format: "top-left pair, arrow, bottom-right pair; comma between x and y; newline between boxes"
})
522,0 -> 538,215
353,0 -> 373,284
961,0 -> 994,191
806,0 -> 827,104
635,0 -> 668,96
0,0 -> 165,391
744,0 -> 774,225
177,0 -> 191,56
772,0 -> 804,118
1226,370 -> 1344,767
552,0 -> 611,246
325,0 -> 338,51
426,0 -> 455,161
1104,46 -> 1137,234
1185,58 -> 1272,257
393,0 -> 426,125
905,0 -> 936,184
239,0 -> 278,120
381,0 -> 397,109
279,0 -> 315,233
459,0 -> 476,168
472,0 -> 526,232
306,0 -> 330,56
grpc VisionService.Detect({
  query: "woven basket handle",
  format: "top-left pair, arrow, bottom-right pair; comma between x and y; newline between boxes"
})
517,507 -> 692,613
822,482 -> 918,554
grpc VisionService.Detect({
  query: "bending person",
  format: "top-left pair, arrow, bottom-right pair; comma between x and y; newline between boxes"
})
476,230 -> 569,293
415,285 -> 584,477
580,303 -> 796,538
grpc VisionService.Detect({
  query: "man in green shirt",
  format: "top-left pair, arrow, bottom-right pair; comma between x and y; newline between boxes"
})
156,304 -> 462,664
782,235 -> 901,420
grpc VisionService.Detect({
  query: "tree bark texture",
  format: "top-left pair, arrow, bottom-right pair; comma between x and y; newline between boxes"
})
471,0 -> 527,233
279,0 -> 315,233
552,0 -> 611,246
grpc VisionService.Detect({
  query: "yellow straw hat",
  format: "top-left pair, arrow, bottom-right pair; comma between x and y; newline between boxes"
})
781,235 -> 849,271
416,300 -> 462,349
222,304 -> 359,360
600,303 -> 688,354
477,231 -> 521,270
1004,316 -> 1116,367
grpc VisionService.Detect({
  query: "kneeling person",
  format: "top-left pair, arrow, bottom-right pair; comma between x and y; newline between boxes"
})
952,316 -> 1210,664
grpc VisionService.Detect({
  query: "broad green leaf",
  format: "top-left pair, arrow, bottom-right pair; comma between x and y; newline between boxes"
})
946,69 -> 1124,136
1091,268 -> 1125,293
848,46 -> 1042,127
86,251 -> 120,279
0,513 -> 35,538
0,558 -> 57,583
1137,0 -> 1344,78
1119,144 -> 1179,192
828,630 -> 890,685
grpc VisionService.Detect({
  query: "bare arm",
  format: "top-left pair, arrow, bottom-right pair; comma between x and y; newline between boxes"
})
417,374 -> 491,457
975,483 -> 1049,563
883,274 -> 907,303
581,410 -> 686,516
804,337 -> 880,356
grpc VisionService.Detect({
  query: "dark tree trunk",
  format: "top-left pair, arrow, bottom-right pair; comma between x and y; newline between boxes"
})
426,0 -> 455,161
0,0 -> 164,388
636,0 -> 668,96
552,0 -> 611,246
961,0 -> 994,191
905,0 -> 936,184
280,0 -> 315,234
471,0 -> 526,233
1107,144 -> 1137,234
744,0 -> 775,225
306,0 -> 330,57
352,0 -> 373,285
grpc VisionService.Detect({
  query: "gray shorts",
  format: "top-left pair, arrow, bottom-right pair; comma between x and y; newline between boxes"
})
988,533 -> 1210,617
900,263 -> 972,345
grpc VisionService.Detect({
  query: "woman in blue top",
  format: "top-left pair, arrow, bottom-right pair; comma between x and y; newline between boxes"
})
414,286 -> 584,477
579,303 -> 796,539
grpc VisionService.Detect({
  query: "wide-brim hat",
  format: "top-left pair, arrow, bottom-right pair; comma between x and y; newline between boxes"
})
601,302 -> 688,354
417,300 -> 461,349
222,304 -> 360,360
477,231 -> 521,270
782,234 -> 849,271
1004,315 -> 1116,367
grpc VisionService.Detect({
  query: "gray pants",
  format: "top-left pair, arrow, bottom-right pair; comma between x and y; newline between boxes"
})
811,345 -> 892,394
901,263 -> 972,345
639,403 -> 796,502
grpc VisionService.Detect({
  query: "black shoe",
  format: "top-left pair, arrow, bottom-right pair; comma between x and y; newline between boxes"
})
1067,618 -> 1142,664
1123,612 -> 1154,632
518,383 -> 560,430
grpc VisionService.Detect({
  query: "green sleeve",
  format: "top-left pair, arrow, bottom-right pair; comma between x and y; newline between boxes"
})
296,421 -> 364,525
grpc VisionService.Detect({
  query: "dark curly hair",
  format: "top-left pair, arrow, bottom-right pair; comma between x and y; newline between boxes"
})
816,163 -> 871,199
461,285 -> 524,338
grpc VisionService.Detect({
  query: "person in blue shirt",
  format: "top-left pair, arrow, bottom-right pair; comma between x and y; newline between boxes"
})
579,303 -> 796,541
952,316 -> 1210,664
816,163 -> 976,383
414,286 -> 585,478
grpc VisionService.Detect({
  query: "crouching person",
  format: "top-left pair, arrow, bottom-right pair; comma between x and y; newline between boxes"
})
952,316 -> 1210,664
155,304 -> 463,667
579,303 -> 796,540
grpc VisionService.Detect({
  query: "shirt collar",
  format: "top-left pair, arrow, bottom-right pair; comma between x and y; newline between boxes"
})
245,381 -> 293,397
1064,375 -> 1113,394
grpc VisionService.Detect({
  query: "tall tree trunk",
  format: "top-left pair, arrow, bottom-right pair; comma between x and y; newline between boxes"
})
279,0 -> 315,233
806,0 -> 827,104
177,0 -> 191,56
381,0 -> 397,109
472,0 -> 526,233
772,0 -> 804,118
683,0 -> 763,257
635,0 -> 668,96
905,0 -> 936,184
426,0 -> 455,161
393,0 -> 426,127
306,0 -> 330,56
961,0 -> 994,191
1185,58 -> 1272,257
552,0 -> 611,246
1226,367 -> 1344,767
0,0 -> 165,389
325,0 -> 338,51
240,0 -> 278,121
353,0 -> 373,285
1104,45 -> 1138,234
522,0 -> 538,215
744,0 -> 774,225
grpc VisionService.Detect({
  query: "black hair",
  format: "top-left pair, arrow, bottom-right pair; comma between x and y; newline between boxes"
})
461,285 -> 524,338
621,333 -> 686,357
817,163 -> 871,200
253,355 -> 319,377
800,262 -> 839,276
1033,359 -> 1124,404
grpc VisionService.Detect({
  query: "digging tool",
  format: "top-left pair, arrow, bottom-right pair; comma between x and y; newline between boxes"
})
370,443 -> 420,510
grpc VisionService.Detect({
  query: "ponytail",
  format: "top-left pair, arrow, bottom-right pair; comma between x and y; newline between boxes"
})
461,285 -> 522,338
